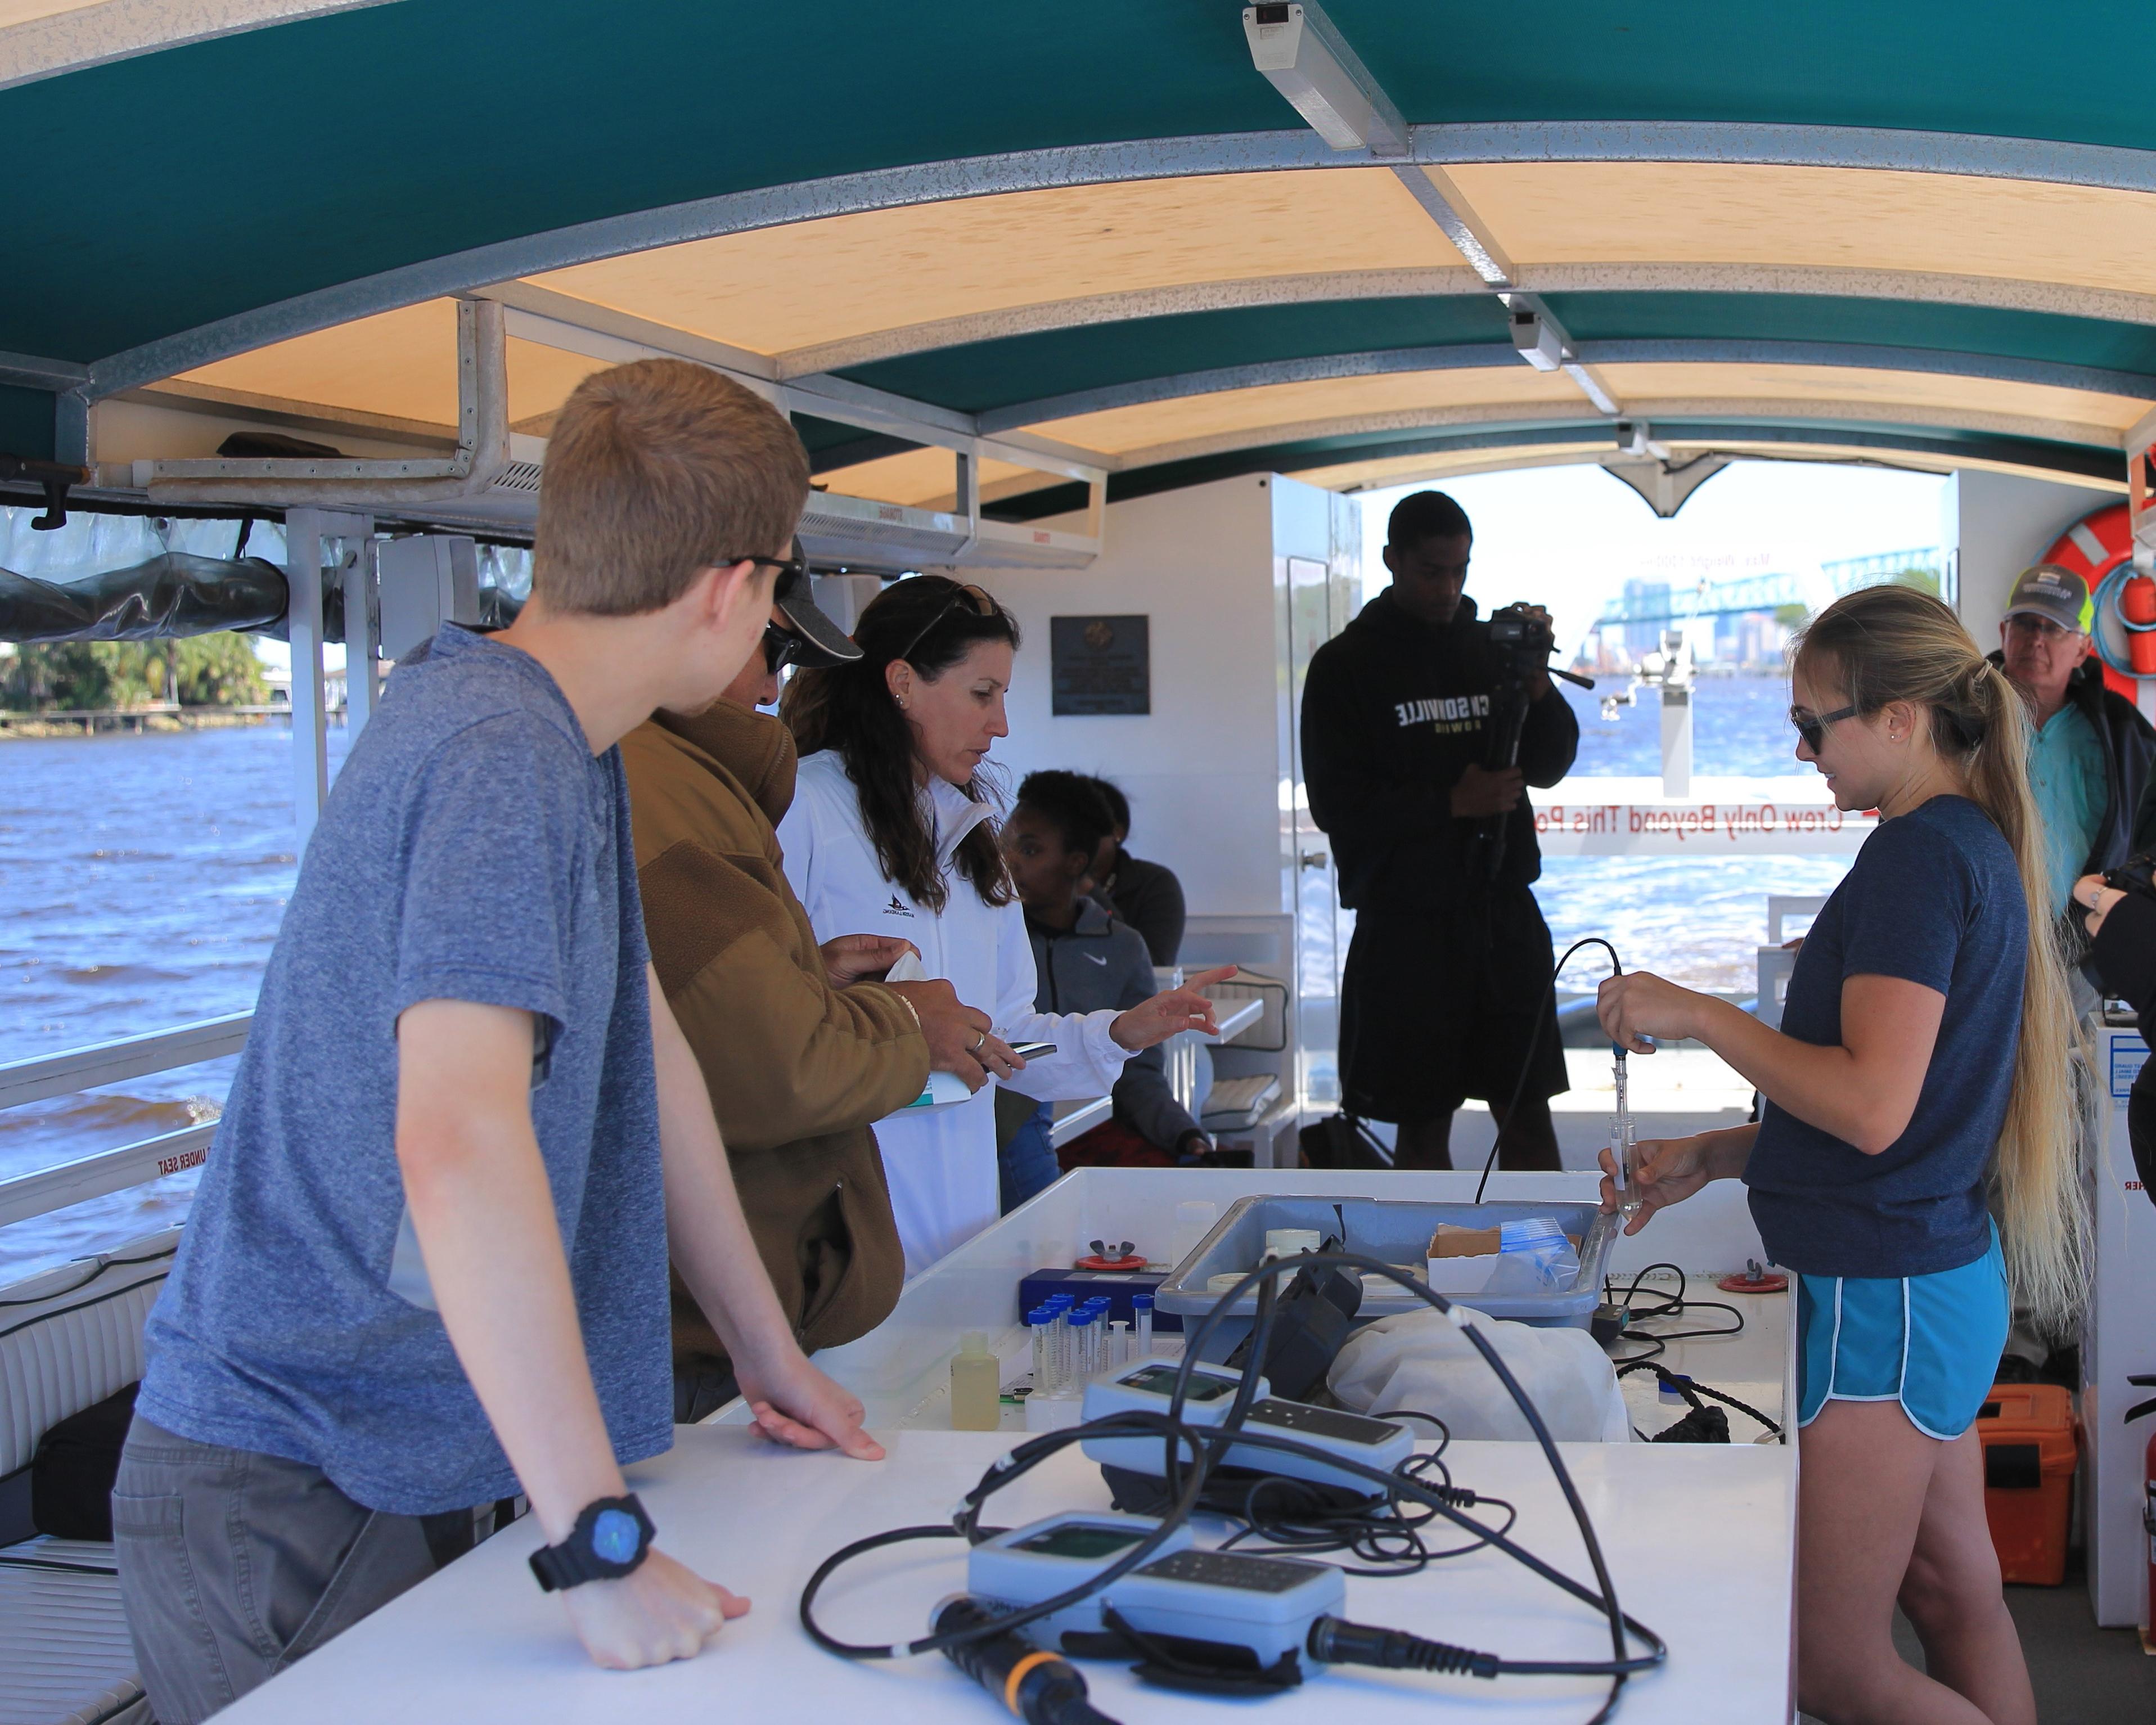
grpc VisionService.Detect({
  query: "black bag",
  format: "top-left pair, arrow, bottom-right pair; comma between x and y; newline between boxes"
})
1297,1112 -> 1393,1170
31,1382 -> 138,1539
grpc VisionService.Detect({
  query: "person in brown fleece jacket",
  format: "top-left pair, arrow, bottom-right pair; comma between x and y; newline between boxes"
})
622,604 -> 998,1421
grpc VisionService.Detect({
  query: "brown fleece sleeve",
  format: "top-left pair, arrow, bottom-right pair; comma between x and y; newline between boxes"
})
640,837 -> 930,1152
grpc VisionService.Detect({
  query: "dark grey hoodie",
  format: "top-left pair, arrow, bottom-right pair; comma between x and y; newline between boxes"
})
1025,897 -> 1204,1151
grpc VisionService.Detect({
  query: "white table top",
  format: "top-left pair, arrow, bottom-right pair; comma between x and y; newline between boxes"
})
222,1422 -> 1794,1725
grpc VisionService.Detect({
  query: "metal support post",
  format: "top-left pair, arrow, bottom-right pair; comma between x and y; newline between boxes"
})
285,508 -> 330,841
285,508 -> 372,841
343,525 -> 380,735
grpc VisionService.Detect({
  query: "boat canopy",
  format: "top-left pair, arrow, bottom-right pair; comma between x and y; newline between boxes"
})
4,0 -> 2153,528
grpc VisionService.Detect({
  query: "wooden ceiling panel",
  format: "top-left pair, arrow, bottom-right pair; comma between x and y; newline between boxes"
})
175,297 -> 457,425
1449,163 -> 2156,300
813,447 -> 1041,510
1026,366 -> 1585,456
1596,359 -> 2148,433
524,170 -> 1462,358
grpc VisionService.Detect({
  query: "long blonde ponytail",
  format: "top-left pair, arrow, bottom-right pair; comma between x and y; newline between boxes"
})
1795,586 -> 2087,1330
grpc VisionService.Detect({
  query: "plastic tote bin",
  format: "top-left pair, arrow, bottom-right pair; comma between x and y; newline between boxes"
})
1153,1194 -> 1615,1333
1976,1383 -> 2078,1586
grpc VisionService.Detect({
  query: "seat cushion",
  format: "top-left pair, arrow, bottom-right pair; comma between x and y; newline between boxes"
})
0,1536 -> 141,1725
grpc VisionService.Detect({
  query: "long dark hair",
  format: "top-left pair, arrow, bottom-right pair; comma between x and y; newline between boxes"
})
781,576 -> 1021,912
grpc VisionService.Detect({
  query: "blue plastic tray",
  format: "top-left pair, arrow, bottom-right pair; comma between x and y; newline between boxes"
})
1154,1193 -> 1616,1331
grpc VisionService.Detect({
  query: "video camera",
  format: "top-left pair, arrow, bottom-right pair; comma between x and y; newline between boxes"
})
1484,602 -> 1593,692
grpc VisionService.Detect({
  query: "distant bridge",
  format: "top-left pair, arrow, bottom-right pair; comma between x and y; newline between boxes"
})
1592,571 -> 1808,629
1822,546 -> 1948,596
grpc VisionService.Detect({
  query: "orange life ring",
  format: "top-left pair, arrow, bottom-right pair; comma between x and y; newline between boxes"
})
2040,503 -> 2138,699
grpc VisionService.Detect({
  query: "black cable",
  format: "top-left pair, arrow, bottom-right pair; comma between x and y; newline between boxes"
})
1475,935 -> 1624,1205
1603,1264 -> 1747,1366
0,1241 -> 179,1308
1615,1361 -> 1783,1442
799,1249 -> 1668,1716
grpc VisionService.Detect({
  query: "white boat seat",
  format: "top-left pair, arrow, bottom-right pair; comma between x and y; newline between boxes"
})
0,1229 -> 178,1725
0,1536 -> 143,1725
0,1229 -> 180,1480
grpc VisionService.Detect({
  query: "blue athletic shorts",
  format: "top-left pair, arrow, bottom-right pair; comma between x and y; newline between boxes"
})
1795,1224 -> 2009,1440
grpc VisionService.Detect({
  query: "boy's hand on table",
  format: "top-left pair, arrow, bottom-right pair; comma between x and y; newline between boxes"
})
736,1350 -> 886,1460
561,1548 -> 748,1668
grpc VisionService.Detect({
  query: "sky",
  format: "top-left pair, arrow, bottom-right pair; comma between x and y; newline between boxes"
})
1353,457 -> 1950,655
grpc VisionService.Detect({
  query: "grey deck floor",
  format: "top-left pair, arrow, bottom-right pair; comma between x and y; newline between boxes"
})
1797,1556 -> 2155,1723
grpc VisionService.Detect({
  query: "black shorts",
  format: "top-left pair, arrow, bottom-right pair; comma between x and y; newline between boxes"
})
1339,889 -> 1570,1123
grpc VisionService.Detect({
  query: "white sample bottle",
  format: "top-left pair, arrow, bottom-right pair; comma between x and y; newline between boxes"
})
949,1330 -> 1001,1430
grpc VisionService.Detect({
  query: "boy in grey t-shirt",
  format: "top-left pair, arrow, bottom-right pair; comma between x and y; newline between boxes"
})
117,360 -> 879,1721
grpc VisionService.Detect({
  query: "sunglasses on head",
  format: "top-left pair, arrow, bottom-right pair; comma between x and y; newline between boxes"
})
1789,702 -> 1859,752
895,581 -> 999,663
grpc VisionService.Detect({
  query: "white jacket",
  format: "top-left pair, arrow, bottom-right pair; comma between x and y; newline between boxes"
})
776,750 -> 1132,1274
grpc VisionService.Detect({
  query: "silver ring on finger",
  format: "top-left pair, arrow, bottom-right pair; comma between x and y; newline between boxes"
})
971,1030 -> 987,1053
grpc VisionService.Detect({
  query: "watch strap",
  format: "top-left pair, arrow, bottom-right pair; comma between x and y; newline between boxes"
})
528,1493 -> 655,1592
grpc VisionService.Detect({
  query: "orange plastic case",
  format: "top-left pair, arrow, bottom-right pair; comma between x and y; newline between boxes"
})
1975,1384 -> 2079,1586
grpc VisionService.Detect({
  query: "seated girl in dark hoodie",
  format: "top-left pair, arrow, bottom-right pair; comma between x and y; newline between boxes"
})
995,770 -> 1212,1208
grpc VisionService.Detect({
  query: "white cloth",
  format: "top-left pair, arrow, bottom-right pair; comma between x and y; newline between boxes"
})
1326,1309 -> 1634,1444
776,751 -> 1133,1273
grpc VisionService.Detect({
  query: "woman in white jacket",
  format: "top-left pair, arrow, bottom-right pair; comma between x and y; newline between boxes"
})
777,577 -> 1229,1274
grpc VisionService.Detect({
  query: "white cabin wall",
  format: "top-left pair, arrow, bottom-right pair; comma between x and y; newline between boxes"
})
965,474 -> 1289,920
1944,469 -> 2117,648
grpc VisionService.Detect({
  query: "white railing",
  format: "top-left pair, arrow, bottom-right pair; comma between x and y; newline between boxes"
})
0,993 -> 1268,1229
0,1014 -> 249,1227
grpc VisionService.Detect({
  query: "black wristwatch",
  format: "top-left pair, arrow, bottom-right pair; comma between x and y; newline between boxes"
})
528,1493 -> 656,1592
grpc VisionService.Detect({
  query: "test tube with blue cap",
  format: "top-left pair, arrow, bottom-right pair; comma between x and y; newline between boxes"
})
1132,1292 -> 1155,1357
1027,1307 -> 1057,1397
1069,1307 -> 1099,1384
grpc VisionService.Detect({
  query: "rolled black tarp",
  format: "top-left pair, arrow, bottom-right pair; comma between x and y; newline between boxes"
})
0,554 -> 305,642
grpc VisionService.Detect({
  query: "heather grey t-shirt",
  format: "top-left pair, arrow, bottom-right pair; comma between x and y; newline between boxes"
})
138,625 -> 670,1516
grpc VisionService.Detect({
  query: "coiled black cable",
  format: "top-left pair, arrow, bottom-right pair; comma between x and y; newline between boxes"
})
1475,935 -> 1625,1204
798,1249 -> 1668,1725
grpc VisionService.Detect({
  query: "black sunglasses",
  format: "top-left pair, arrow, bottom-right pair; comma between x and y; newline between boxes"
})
729,541 -> 811,597
1789,702 -> 1859,752
895,581 -> 998,664
760,621 -> 803,674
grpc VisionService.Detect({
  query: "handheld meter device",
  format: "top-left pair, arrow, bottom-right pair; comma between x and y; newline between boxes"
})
965,1511 -> 1344,1670
967,1511 -> 1194,1646
1079,1361 -> 1414,1495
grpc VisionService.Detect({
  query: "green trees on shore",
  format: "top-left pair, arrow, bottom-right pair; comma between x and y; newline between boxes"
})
0,634 -> 268,710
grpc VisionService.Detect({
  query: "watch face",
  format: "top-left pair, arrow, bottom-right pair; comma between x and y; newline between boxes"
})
591,1507 -> 642,1566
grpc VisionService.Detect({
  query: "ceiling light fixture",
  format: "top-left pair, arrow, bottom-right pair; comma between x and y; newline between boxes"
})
1243,2 -> 1407,155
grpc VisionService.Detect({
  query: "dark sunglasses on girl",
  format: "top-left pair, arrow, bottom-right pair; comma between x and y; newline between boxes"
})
1789,702 -> 1858,751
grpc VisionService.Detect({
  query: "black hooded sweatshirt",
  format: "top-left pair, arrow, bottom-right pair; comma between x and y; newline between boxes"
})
1302,589 -> 1580,914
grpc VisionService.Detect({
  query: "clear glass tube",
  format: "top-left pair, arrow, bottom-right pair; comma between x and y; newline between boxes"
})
1613,1051 -> 1644,1219
1070,1311 -> 1097,1384
1029,1310 -> 1055,1397
1049,1305 -> 1072,1394
1108,1320 -> 1129,1371
1132,1295 -> 1155,1357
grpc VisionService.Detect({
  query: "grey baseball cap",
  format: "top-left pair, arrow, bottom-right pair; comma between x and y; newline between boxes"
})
770,544 -> 860,667
2002,563 -> 2091,633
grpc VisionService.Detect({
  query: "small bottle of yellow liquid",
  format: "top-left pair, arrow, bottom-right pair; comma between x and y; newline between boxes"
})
949,1331 -> 1001,1430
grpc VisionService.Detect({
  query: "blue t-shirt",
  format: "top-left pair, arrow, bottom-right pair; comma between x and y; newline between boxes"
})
138,625 -> 671,1516
1745,795 -> 2024,1280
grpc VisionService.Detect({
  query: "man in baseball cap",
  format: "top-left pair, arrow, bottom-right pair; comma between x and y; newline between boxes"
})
1991,562 -> 2153,936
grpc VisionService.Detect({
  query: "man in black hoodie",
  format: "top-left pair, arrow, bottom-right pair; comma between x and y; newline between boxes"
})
1302,491 -> 1578,1170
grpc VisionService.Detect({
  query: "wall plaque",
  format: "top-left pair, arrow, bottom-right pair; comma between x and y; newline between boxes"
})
1050,614 -> 1150,715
